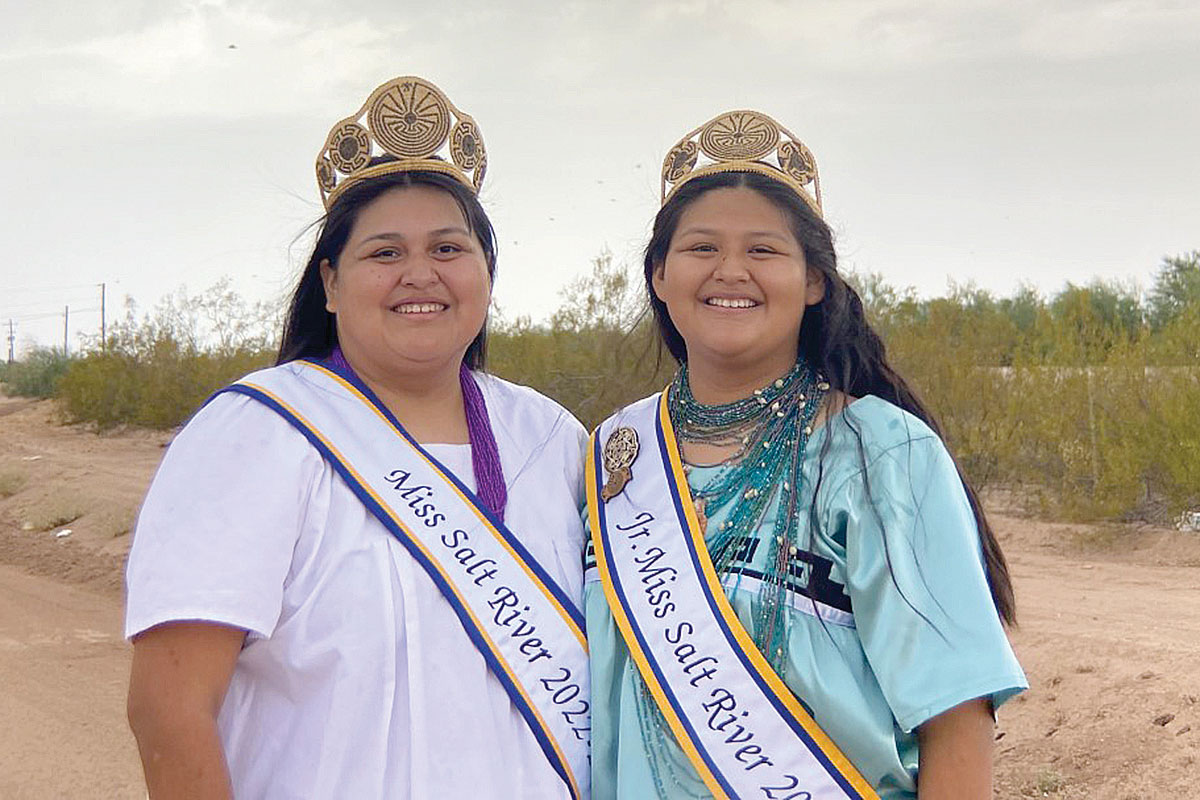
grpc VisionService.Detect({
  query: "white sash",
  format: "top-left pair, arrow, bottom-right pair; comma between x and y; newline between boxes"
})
223,360 -> 589,800
586,393 -> 877,800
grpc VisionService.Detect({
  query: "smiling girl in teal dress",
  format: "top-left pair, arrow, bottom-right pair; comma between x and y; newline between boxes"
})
584,111 -> 1026,800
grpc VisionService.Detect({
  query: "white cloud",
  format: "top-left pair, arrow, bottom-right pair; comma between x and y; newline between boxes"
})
1013,0 -> 1200,60
0,3 -> 425,118
7,0 -> 1193,126
640,0 -> 1200,68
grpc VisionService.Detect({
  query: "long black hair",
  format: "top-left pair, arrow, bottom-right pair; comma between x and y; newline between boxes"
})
277,167 -> 498,367
645,170 -> 1016,625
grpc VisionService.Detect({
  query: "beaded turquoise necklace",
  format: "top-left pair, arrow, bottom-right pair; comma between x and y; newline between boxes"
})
667,357 -> 827,669
631,359 -> 829,795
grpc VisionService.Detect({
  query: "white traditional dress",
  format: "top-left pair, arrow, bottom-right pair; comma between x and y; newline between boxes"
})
126,361 -> 588,799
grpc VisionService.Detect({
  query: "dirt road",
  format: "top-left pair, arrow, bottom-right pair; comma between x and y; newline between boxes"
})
1,395 -> 1197,797
996,525 -> 1200,798
0,397 -> 164,797
0,564 -> 142,799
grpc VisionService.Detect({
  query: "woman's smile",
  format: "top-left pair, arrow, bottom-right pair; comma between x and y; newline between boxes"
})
702,295 -> 761,310
390,300 -> 449,315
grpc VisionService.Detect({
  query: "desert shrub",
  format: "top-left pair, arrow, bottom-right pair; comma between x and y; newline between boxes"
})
877,283 -> 1024,492
1147,250 -> 1200,331
59,346 -> 273,430
25,493 -> 85,531
494,256 -> 1200,520
1,348 -> 72,398
489,251 -> 672,430
1146,365 -> 1200,512
57,281 -> 278,430
1017,362 -> 1153,518
31,248 -> 1200,521
858,268 -> 1199,520
1148,302 -> 1200,364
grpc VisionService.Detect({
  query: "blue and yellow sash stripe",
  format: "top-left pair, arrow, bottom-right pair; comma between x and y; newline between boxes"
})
654,392 -> 875,798
588,428 -> 729,797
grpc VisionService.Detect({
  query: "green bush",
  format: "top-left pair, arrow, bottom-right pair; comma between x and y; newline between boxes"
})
1,348 -> 72,398
865,271 -> 1199,520
505,255 -> 1200,521
58,346 -> 273,429
31,251 -> 1200,522
490,251 -> 673,430
55,281 -> 278,430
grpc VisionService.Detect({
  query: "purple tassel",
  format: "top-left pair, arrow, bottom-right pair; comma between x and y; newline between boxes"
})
460,362 -> 508,522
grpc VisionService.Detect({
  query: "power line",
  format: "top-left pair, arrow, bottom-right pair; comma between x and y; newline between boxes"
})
5,284 -> 111,354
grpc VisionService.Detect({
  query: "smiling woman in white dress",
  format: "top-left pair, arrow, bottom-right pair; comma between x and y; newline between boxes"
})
125,76 -> 590,800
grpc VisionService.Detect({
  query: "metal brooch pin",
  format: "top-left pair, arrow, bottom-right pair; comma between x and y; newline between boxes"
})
600,427 -> 639,502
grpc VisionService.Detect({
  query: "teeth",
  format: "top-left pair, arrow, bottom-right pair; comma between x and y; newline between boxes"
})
707,297 -> 757,308
393,303 -> 446,314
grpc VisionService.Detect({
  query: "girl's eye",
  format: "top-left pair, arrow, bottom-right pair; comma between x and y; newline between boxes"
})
750,246 -> 778,254
687,244 -> 717,253
434,243 -> 463,255
372,248 -> 401,259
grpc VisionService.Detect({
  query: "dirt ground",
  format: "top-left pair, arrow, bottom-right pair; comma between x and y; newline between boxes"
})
0,394 -> 1197,798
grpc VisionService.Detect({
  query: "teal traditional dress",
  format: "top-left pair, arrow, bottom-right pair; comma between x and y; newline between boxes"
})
585,396 -> 1027,799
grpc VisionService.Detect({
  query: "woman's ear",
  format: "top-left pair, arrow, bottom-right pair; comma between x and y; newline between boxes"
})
804,268 -> 826,306
319,259 -> 338,313
650,260 -> 667,301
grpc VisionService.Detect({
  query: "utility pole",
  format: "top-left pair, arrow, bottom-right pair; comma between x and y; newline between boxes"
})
63,305 -> 69,356
6,319 -> 13,364
99,282 -> 106,353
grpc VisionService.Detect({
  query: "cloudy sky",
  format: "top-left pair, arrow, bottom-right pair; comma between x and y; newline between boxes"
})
2,0 -> 1198,354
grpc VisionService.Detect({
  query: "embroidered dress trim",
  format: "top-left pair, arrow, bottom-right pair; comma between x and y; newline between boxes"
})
221,361 -> 589,800
586,392 -> 877,800
717,573 -> 855,629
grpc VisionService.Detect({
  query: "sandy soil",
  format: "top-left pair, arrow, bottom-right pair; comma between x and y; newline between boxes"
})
1,393 -> 1197,798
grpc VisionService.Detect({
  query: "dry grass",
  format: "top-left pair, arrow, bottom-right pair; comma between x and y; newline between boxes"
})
24,493 -> 85,532
1066,523 -> 1124,551
1029,768 -> 1066,796
94,507 -> 137,539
